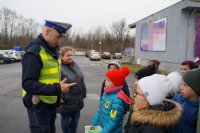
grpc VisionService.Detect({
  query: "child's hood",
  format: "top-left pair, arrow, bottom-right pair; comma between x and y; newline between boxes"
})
117,91 -> 131,104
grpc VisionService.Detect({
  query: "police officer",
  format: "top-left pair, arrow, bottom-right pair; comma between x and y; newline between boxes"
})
22,20 -> 76,133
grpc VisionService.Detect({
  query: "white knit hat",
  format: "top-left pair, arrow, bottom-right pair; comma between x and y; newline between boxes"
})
167,71 -> 182,95
138,74 -> 172,106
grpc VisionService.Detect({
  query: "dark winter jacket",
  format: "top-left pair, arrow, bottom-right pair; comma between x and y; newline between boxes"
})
127,100 -> 182,133
59,62 -> 87,112
173,94 -> 199,133
22,34 -> 61,107
101,80 -> 130,98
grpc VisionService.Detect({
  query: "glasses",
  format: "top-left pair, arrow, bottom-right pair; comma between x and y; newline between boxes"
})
133,91 -> 144,97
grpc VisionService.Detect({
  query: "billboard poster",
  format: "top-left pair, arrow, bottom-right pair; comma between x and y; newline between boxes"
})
140,17 -> 167,51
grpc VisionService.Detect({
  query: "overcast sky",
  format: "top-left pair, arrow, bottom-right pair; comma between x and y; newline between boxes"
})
0,0 -> 181,33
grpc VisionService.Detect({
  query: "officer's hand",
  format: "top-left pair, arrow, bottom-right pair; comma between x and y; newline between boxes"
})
60,78 -> 76,93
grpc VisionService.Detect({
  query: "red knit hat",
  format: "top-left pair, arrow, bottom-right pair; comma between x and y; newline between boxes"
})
106,66 -> 130,87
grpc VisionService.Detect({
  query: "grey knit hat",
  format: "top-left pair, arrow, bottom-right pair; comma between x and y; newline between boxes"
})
108,62 -> 121,69
183,68 -> 200,96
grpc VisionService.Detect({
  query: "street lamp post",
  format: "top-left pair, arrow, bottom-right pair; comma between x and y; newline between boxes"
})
99,41 -> 101,55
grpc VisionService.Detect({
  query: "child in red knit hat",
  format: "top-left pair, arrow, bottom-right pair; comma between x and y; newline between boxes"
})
89,66 -> 131,132
100,62 -> 130,98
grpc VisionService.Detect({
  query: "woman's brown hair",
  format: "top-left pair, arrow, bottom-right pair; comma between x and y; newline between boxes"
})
60,47 -> 73,57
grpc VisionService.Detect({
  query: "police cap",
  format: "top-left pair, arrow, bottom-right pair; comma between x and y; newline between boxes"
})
44,20 -> 72,36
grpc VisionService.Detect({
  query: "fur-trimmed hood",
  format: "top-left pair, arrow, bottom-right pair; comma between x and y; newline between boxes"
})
131,99 -> 182,127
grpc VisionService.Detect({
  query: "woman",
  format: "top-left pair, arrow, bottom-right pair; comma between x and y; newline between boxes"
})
59,47 -> 87,133
124,65 -> 156,132
128,74 -> 182,133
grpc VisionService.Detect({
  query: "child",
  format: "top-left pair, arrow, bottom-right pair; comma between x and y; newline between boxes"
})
90,66 -> 131,133
128,74 -> 182,133
173,69 -> 200,133
147,59 -> 161,74
180,60 -> 199,75
100,62 -> 130,98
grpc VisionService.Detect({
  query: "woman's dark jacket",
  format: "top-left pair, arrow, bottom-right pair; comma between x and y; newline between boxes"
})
59,61 -> 87,113
127,100 -> 182,133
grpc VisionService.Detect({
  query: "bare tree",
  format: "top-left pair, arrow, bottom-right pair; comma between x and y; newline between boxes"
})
111,18 -> 127,45
0,8 -> 40,49
92,26 -> 105,51
26,18 -> 39,39
0,7 -> 13,48
11,15 -> 39,48
85,31 -> 95,50
0,7 -> 134,52
9,11 -> 17,47
93,26 -> 104,40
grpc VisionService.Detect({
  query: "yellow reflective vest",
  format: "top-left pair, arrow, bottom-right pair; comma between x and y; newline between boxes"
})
22,46 -> 61,104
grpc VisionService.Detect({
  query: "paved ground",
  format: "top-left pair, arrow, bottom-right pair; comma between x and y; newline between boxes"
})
0,56 -> 135,133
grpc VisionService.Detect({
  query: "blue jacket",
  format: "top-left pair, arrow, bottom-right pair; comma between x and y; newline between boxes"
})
91,89 -> 130,133
173,94 -> 199,133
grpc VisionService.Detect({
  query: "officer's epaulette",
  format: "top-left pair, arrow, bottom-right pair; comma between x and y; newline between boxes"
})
26,43 -> 41,57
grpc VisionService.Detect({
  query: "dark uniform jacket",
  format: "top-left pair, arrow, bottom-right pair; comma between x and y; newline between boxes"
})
22,34 -> 61,107
59,62 -> 87,112
127,100 -> 182,133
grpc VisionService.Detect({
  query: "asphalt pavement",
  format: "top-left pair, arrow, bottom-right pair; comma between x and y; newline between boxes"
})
0,56 -> 134,133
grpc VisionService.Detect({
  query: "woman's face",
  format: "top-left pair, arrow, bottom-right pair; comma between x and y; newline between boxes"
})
134,78 -> 139,87
61,50 -> 73,64
133,85 -> 149,111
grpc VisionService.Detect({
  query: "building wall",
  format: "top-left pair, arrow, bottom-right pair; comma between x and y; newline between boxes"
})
133,2 -> 197,71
